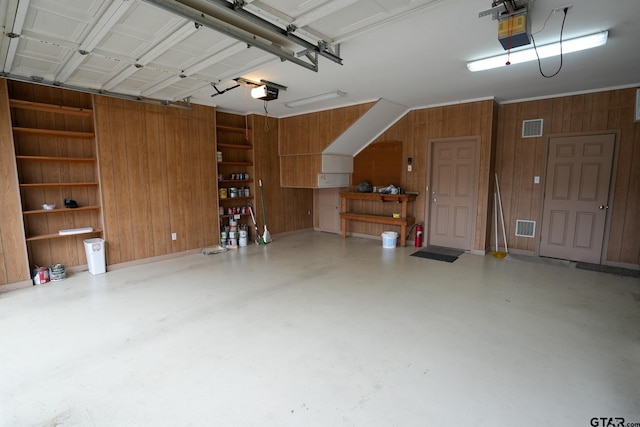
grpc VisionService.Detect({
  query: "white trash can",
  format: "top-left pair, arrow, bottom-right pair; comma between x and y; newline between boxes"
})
84,238 -> 106,275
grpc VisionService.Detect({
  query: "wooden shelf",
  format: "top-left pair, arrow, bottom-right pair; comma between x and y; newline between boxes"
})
20,182 -> 99,188
216,125 -> 251,135
23,206 -> 101,215
220,213 -> 250,218
13,127 -> 95,139
217,143 -> 252,150
9,99 -> 93,117
340,192 -> 417,247
26,229 -> 103,242
16,155 -> 96,162
219,196 -> 253,202
217,161 -> 253,166
218,179 -> 253,184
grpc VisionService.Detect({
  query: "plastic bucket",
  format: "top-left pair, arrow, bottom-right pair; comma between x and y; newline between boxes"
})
381,231 -> 398,249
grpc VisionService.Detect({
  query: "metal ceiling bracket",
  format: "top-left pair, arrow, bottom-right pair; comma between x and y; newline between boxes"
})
142,0 -> 320,72
201,0 -> 342,65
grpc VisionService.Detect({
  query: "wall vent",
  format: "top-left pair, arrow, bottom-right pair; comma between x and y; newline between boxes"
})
515,220 -> 536,238
522,119 -> 543,138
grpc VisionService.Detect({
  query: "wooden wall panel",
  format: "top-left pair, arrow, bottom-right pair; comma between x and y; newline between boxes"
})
359,100 -> 496,250
94,97 -> 217,266
352,141 -> 403,187
279,155 -> 322,188
252,114 -> 313,234
0,80 -> 30,284
496,87 -> 640,265
279,102 -> 375,156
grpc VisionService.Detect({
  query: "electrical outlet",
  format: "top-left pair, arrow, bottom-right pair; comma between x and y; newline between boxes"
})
171,232 -> 177,240
407,165 -> 412,172
534,176 -> 540,184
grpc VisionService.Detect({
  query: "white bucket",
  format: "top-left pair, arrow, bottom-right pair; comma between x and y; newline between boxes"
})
381,231 -> 398,249
239,236 -> 248,247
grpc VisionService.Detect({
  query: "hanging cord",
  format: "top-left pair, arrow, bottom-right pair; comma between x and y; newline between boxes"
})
530,7 -> 568,78
505,8 -> 514,65
263,100 -> 270,131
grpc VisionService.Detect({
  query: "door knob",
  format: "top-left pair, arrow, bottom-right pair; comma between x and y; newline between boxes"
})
598,204 -> 608,210
432,198 -> 437,203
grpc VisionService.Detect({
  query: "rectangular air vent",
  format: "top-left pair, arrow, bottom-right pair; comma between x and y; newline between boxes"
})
515,220 -> 536,238
522,119 -> 543,138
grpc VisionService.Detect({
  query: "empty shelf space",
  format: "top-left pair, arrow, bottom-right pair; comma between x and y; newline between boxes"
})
12,127 -> 95,139
9,99 -> 93,116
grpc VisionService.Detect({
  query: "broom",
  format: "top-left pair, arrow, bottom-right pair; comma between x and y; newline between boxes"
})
492,173 -> 508,258
259,179 -> 272,244
248,205 -> 263,245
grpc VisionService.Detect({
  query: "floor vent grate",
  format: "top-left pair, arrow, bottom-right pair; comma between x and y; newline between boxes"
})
515,220 -> 536,237
522,119 -> 543,138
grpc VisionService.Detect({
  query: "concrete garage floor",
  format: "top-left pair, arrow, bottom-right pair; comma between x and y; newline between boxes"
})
1,231 -> 639,427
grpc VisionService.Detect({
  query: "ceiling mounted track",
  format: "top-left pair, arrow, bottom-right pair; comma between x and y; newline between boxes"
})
141,0 -> 339,72
205,0 -> 342,65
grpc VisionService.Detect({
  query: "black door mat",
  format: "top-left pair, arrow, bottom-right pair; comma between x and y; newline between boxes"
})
575,262 -> 640,278
411,246 -> 465,263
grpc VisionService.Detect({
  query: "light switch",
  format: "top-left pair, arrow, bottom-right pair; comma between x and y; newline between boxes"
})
534,176 -> 540,184
407,165 -> 412,172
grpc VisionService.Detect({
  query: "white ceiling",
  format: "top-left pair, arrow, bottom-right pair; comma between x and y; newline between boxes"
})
1,0 -> 639,117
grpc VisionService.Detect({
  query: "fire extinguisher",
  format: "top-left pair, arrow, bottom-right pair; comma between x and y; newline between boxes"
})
415,223 -> 423,247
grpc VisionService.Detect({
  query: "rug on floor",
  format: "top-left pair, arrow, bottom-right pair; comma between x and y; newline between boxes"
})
411,246 -> 465,263
575,262 -> 640,278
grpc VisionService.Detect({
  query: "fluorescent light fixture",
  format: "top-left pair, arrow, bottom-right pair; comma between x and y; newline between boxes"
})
285,90 -> 347,108
467,31 -> 608,72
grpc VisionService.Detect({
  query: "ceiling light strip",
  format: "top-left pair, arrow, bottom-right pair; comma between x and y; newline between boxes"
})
285,90 -> 346,108
467,31 -> 608,72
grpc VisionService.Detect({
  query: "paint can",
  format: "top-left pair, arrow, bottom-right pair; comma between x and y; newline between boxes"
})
229,238 -> 237,246
33,267 -> 50,285
219,188 -> 227,199
229,187 -> 237,198
239,236 -> 248,246
216,151 -> 223,162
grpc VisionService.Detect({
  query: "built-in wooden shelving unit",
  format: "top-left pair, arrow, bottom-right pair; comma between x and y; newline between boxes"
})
8,81 -> 103,269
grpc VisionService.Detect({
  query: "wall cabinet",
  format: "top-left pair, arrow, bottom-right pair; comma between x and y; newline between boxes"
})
8,83 -> 103,269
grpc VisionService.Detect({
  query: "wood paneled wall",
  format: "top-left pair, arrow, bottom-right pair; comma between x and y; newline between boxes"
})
252,114 -> 313,233
496,88 -> 640,265
279,103 -> 374,187
94,97 -> 218,265
346,101 -> 497,250
0,80 -> 30,284
352,140 -> 403,187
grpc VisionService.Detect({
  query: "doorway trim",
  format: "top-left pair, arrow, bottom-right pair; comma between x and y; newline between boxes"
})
425,136 -> 482,252
538,130 -> 620,264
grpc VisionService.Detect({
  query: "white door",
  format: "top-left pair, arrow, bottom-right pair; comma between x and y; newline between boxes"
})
540,134 -> 615,263
428,138 -> 479,250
